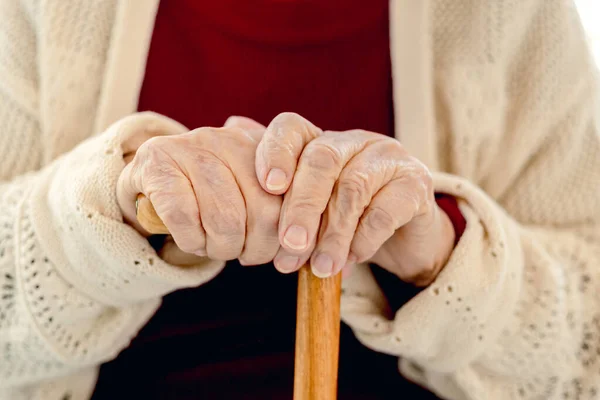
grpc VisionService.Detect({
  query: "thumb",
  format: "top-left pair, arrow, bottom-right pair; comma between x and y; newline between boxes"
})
255,112 -> 322,195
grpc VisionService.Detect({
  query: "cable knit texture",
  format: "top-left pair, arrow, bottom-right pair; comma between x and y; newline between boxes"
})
0,0 -> 598,399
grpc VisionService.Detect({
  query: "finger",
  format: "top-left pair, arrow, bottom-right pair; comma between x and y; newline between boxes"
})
274,226 -> 354,276
189,155 -> 246,261
341,263 -> 354,279
117,138 -> 207,255
233,155 -> 282,266
309,138 -> 403,277
278,131 -> 380,256
210,127 -> 280,265
159,236 -> 208,267
255,112 -> 323,194
349,179 -> 424,264
136,137 -> 207,254
239,197 -> 281,266
272,242 -> 315,274
148,179 -> 207,256
117,115 -> 190,226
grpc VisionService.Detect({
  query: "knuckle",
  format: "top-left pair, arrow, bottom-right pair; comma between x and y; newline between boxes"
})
375,137 -> 407,157
187,127 -> 226,150
219,126 -> 246,139
188,126 -> 215,138
143,167 -> 185,198
224,116 -> 252,129
194,157 -> 228,184
364,207 -> 395,231
269,112 -> 322,140
154,199 -> 198,230
407,166 -> 434,209
240,241 -> 279,266
186,156 -> 232,191
336,173 -> 371,208
136,138 -> 187,184
269,113 -> 301,140
401,155 -> 431,183
160,206 -> 193,227
391,156 -> 433,205
201,128 -> 255,155
209,244 -> 242,261
204,207 -> 245,239
346,128 -> 370,136
136,135 -> 169,161
272,111 -> 304,126
199,128 -> 225,147
302,141 -> 343,171
387,137 -> 407,153
286,195 -> 326,216
408,157 -> 433,190
318,231 -> 347,251
421,171 -> 434,197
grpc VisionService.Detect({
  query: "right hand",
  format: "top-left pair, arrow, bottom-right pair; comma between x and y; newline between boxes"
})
117,116 -> 282,265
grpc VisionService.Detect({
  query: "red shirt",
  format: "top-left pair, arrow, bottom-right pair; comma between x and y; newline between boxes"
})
93,1 -> 462,399
136,0 -> 394,134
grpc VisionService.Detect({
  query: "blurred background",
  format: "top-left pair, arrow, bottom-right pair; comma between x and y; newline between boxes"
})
576,0 -> 600,65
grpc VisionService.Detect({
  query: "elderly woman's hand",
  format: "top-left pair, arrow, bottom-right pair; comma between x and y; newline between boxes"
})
256,113 -> 455,286
117,117 -> 282,266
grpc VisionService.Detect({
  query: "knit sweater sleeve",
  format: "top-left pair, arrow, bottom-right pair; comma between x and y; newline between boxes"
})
0,0 -> 224,392
0,110 -> 226,390
340,1 -> 600,399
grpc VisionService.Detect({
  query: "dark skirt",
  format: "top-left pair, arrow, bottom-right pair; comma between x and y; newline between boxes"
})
92,261 -> 439,399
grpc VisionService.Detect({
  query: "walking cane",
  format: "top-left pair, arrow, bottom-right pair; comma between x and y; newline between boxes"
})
136,194 -> 341,400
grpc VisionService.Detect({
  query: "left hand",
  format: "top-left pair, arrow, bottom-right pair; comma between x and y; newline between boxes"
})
255,113 -> 455,286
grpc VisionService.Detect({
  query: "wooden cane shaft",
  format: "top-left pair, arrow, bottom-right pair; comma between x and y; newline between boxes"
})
135,194 -> 342,399
294,267 -> 342,400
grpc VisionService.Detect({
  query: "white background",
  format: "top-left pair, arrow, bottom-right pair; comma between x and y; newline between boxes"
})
576,0 -> 600,64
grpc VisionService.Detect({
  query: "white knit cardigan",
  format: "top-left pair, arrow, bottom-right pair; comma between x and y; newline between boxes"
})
0,0 -> 598,399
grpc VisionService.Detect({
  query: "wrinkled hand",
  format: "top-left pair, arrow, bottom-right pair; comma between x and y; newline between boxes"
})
117,116 -> 282,266
255,113 -> 455,285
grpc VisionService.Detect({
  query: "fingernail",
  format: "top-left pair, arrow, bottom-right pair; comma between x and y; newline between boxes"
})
266,168 -> 287,191
194,250 -> 207,257
283,225 -> 308,250
277,255 -> 299,273
312,253 -> 334,278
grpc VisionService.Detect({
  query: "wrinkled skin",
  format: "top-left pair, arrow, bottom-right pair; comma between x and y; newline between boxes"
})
256,113 -> 455,286
118,116 -> 282,266
118,113 -> 454,286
